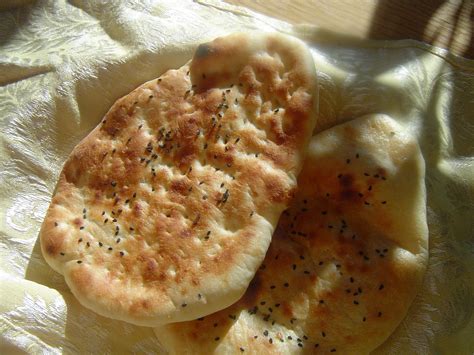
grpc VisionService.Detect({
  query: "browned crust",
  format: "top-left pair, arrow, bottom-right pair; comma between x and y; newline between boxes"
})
156,115 -> 428,354
40,32 -> 318,326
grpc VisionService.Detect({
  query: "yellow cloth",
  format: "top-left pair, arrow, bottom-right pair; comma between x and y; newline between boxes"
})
0,0 -> 473,353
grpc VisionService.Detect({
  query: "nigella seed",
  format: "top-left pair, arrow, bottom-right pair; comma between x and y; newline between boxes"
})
350,277 -> 354,283
116,238 -> 121,243
368,185 -> 372,191
378,312 -> 382,317
108,247 -> 113,251
322,332 -> 326,337
269,339 -> 273,344
298,343 -> 302,347
111,181 -> 117,187
314,344 -> 319,348
284,283 -> 289,287
240,348 -> 244,352
77,260 -> 82,264
319,300 -> 325,304
270,285 -> 276,289
60,252 -> 65,256
331,349 -> 337,352
274,108 -> 279,113
99,242 -> 103,247
78,238 -> 83,243
79,226 -> 84,230
214,337 -> 219,341
354,300 -> 359,305
363,316 -> 366,321
86,242 -> 90,247
381,201 -> 387,204
54,222 -> 58,227
292,264 -> 296,270
263,330 -> 268,336
346,159 -> 351,164
379,284 -> 385,290
120,251 -> 124,256
181,303 -> 187,307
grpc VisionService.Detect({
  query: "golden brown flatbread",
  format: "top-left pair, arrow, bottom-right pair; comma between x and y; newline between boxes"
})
154,114 -> 428,354
39,32 -> 318,326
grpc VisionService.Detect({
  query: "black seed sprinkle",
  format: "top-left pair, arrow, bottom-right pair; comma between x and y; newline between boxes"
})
378,312 -> 382,317
86,242 -> 90,247
77,260 -> 82,264
214,323 -> 218,327
269,339 -> 273,344
319,300 -> 325,304
270,285 -> 276,289
321,211 -> 327,215
108,247 -> 113,251
60,252 -> 65,256
368,185 -> 372,191
298,343 -> 303,348
181,303 -> 187,308
54,222 -> 58,227
99,242 -> 103,247
322,331 -> 326,337
331,349 -> 336,352
79,226 -> 84,230
350,277 -> 354,283
214,337 -> 219,341
304,270 -> 310,274
274,108 -> 279,113
381,201 -> 387,204
354,300 -> 359,305
284,283 -> 289,288
314,344 -> 319,348
363,316 -> 366,322
346,159 -> 351,164
292,264 -> 296,270
240,348 -> 244,352
379,284 -> 385,290
111,181 -> 117,187
78,238 -> 83,243
263,330 -> 269,336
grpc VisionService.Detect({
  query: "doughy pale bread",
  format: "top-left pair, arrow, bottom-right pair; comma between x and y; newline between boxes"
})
154,114 -> 428,354
39,32 -> 318,326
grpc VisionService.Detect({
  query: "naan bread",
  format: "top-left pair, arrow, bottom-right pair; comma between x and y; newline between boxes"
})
154,114 -> 428,354
39,32 -> 317,326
